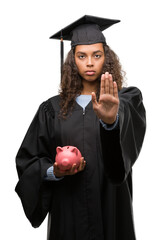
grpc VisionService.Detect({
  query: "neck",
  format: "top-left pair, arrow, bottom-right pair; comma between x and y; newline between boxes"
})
81,79 -> 98,95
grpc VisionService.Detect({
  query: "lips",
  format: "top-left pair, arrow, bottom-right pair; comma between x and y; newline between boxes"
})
85,71 -> 96,76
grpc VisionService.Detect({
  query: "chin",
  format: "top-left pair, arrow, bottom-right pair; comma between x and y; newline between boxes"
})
83,75 -> 98,82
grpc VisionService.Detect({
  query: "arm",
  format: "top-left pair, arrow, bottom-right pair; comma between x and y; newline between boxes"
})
15,101 -> 55,227
92,72 -> 146,184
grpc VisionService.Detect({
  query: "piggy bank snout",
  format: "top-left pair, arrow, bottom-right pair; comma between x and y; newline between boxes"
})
61,158 -> 69,164
55,146 -> 82,171
60,158 -> 71,170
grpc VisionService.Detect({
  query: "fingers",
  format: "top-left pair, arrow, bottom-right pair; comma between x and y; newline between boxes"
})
53,162 -> 58,175
53,157 -> 86,177
100,74 -> 105,95
70,158 -> 86,174
108,74 -> 113,95
70,163 -> 77,174
78,157 -> 86,172
113,81 -> 118,98
91,92 -> 98,110
54,162 -> 65,177
100,72 -> 118,98
91,92 -> 97,102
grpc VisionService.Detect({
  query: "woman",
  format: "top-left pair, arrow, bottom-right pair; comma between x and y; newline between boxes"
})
15,15 -> 146,240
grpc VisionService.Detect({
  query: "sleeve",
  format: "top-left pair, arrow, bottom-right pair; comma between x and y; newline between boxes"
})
15,101 -> 56,228
99,113 -> 119,131
100,87 -> 146,184
45,166 -> 64,181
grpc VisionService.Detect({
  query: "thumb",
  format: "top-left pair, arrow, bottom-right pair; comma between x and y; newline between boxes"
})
91,92 -> 98,110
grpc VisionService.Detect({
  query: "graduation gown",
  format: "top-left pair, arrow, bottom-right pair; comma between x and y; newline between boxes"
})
15,87 -> 146,240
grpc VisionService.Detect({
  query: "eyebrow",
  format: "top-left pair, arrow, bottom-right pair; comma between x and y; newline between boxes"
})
76,50 -> 104,54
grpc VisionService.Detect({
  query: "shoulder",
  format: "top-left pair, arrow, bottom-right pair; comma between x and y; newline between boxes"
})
47,95 -> 60,111
119,86 -> 142,94
48,95 -> 60,103
119,86 -> 143,100
38,95 -> 60,118
118,86 -> 145,111
41,95 -> 60,109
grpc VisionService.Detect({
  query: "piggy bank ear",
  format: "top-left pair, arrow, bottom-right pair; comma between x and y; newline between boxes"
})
71,147 -> 78,155
56,147 -> 63,154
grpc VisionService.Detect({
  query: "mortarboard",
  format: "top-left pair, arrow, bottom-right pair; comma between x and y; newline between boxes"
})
50,15 -> 120,73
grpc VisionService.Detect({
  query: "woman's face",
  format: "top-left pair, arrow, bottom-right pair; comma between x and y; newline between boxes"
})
74,43 -> 105,82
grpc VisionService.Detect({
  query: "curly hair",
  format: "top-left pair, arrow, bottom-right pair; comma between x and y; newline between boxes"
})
59,44 -> 125,118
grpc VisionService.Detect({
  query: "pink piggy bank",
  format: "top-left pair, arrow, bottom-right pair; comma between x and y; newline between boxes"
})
55,146 -> 82,171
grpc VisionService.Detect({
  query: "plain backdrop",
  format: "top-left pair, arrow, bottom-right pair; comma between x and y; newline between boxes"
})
0,0 -> 160,239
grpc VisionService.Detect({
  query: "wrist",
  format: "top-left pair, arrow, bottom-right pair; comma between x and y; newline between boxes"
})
100,113 -> 119,131
102,115 -> 117,125
45,166 -> 64,181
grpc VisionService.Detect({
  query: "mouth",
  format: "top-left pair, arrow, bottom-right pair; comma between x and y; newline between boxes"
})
85,71 -> 96,76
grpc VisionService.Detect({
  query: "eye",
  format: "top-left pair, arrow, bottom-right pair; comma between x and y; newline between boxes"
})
95,54 -> 101,59
78,55 -> 85,59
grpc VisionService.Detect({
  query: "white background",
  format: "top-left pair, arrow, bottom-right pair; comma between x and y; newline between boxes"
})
0,0 -> 160,239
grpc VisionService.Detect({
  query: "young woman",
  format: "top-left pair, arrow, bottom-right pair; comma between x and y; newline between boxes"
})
15,15 -> 146,240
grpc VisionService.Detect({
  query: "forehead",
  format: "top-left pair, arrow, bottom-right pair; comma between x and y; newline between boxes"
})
75,43 -> 104,53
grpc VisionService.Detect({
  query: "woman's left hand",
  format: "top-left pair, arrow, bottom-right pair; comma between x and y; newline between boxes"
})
53,157 -> 86,177
92,72 -> 119,124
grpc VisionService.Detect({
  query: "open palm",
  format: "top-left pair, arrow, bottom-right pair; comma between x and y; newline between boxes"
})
92,72 -> 119,124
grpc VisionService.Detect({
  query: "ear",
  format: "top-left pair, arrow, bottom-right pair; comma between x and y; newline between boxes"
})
71,147 -> 78,155
56,147 -> 63,154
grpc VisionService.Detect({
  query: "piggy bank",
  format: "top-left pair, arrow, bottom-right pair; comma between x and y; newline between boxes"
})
55,146 -> 82,171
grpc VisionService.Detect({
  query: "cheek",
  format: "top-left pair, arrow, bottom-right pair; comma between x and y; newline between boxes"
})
97,60 -> 105,72
75,61 -> 83,73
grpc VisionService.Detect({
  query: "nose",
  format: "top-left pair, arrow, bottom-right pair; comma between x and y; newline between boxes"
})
86,56 -> 93,67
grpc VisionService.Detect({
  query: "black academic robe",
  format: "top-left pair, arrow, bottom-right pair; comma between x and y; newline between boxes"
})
15,87 -> 146,240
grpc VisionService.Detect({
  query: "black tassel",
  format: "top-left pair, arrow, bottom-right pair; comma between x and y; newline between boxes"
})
60,31 -> 64,80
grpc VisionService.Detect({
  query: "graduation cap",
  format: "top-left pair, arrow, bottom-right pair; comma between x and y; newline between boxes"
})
50,15 -> 120,73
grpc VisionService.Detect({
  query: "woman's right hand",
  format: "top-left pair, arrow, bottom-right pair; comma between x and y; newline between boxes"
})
53,157 -> 86,178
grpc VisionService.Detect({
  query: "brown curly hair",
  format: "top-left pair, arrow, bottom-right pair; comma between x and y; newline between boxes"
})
59,44 -> 125,118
